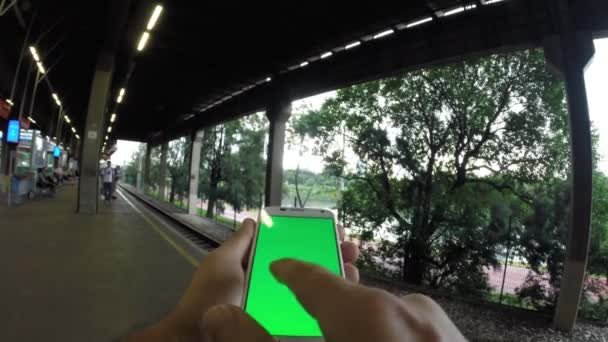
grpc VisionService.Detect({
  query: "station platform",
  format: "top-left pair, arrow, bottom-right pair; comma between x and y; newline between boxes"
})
0,185 -> 199,342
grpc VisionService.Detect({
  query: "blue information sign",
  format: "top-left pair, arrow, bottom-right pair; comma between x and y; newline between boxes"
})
6,119 -> 20,143
53,146 -> 61,158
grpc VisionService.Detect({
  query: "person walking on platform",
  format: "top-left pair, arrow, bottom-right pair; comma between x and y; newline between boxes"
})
112,165 -> 122,199
100,161 -> 114,203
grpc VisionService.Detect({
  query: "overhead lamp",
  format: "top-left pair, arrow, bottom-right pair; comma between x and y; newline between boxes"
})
147,4 -> 164,30
266,77 -> 272,82
320,51 -> 333,59
27,116 -> 37,124
36,62 -> 46,74
52,93 -> 61,106
110,113 -> 116,122
6,99 -> 14,106
345,41 -> 361,50
64,115 -> 71,123
75,134 -> 80,139
71,127 -> 76,133
300,61 -> 309,67
105,135 -> 109,141
119,88 -> 126,97
29,46 -> 40,62
137,32 -> 150,51
373,29 -> 394,39
108,126 -> 112,133
405,17 -> 433,28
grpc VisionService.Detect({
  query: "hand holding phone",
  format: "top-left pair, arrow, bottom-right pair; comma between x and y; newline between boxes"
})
242,207 -> 344,341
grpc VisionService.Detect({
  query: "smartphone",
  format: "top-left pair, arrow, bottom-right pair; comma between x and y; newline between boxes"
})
242,207 -> 344,341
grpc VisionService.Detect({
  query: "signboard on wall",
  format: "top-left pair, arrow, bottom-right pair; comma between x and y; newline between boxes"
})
0,99 -> 12,120
6,120 -> 20,143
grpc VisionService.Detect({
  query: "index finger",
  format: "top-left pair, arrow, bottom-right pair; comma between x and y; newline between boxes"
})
270,258 -> 352,320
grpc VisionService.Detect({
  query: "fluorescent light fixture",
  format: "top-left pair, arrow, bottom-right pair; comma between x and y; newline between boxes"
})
137,32 -> 150,51
320,51 -> 333,59
105,135 -> 109,140
75,134 -> 80,139
345,41 -> 361,50
443,5 -> 476,16
29,46 -> 40,61
373,29 -> 394,39
406,17 -> 433,28
64,115 -> 71,123
36,62 -> 45,74
71,127 -> 76,133
6,99 -> 14,106
27,116 -> 37,124
265,77 -> 272,82
484,0 -> 505,4
147,5 -> 164,30
52,93 -> 60,102
110,114 -> 116,122
107,126 -> 112,133
117,95 -> 122,103
300,61 -> 309,67
119,88 -> 125,97
184,114 -> 195,120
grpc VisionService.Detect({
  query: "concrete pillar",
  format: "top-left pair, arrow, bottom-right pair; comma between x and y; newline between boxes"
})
77,52 -> 114,214
136,151 -> 143,192
264,100 -> 291,206
143,144 -> 151,193
188,130 -> 204,215
158,142 -> 168,201
76,0 -> 130,214
545,32 -> 595,332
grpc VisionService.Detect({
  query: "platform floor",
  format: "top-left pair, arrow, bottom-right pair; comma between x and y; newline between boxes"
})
0,184 -> 196,341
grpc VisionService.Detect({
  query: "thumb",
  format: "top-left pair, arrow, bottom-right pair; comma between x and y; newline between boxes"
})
202,305 -> 273,342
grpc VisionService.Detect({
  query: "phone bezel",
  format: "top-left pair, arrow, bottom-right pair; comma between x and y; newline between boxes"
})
241,206 -> 345,342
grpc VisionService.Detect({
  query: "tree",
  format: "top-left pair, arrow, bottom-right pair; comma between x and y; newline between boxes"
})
167,137 -> 190,205
294,49 -> 571,295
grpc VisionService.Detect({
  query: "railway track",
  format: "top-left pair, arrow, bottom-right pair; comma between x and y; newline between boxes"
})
119,184 -> 220,252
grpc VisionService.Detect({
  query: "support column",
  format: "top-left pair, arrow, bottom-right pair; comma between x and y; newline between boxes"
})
136,151 -> 143,192
158,142 -> 168,201
143,144 -> 151,193
188,130 -> 204,215
77,52 -> 114,214
545,32 -> 595,332
264,100 -> 291,206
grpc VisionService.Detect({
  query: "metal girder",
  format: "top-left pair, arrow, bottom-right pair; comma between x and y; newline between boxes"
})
0,0 -> 18,16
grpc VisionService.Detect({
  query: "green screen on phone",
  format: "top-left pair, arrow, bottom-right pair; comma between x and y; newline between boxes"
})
244,213 -> 342,337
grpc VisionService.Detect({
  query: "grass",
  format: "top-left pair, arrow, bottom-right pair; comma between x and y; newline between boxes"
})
196,208 -> 239,229
487,292 -> 536,310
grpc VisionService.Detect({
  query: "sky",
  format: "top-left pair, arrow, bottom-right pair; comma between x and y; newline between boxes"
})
114,38 -> 608,174
585,38 -> 608,173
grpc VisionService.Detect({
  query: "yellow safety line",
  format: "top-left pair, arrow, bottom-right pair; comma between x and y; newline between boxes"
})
117,189 -> 199,268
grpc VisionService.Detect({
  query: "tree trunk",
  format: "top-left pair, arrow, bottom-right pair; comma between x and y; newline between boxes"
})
402,240 -> 428,285
206,181 -> 217,218
169,178 -> 176,203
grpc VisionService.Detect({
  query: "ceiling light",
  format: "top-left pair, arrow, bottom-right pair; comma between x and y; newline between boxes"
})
27,116 -> 37,124
64,115 -> 71,123
71,127 -> 76,133
300,61 -> 309,67
36,62 -> 45,74
117,95 -> 123,103
442,6 -> 474,16
110,113 -> 116,122
107,126 -> 112,133
184,114 -> 195,120
373,29 -> 394,39
6,99 -> 14,106
345,41 -> 361,50
406,17 -> 433,28
320,51 -> 333,59
137,32 -> 150,51
105,135 -> 109,140
266,77 -> 272,82
29,46 -> 40,62
75,134 -> 80,139
119,88 -> 126,97
147,5 -> 164,30
52,93 -> 60,102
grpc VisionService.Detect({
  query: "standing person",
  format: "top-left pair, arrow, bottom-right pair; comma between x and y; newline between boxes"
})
112,165 -> 122,199
100,161 -> 114,203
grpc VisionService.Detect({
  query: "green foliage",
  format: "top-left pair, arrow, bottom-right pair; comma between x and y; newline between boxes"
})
293,49 -> 572,298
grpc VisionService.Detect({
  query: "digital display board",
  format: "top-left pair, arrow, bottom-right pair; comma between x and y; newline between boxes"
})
53,146 -> 61,158
6,120 -> 20,143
